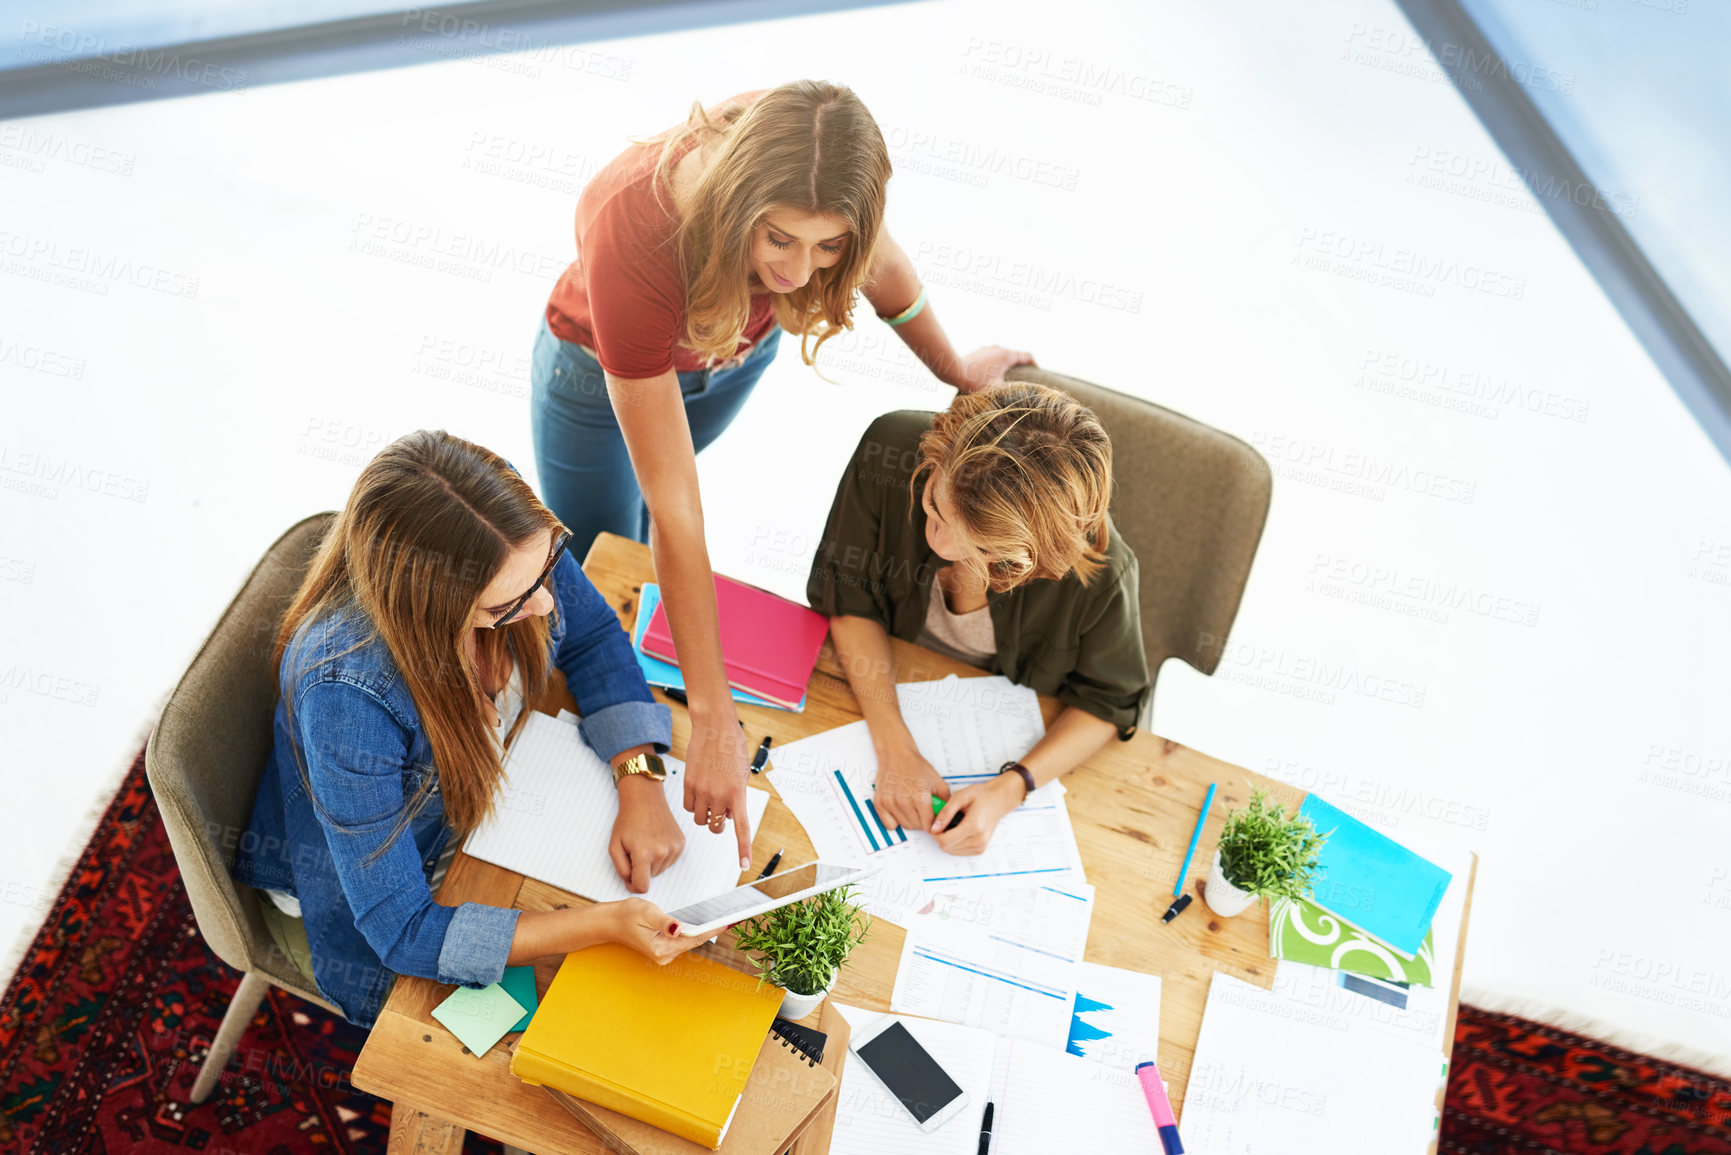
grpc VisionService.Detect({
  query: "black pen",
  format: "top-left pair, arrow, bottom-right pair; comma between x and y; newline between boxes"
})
756,848 -> 785,880
663,687 -> 688,706
750,734 -> 772,774
978,1101 -> 994,1155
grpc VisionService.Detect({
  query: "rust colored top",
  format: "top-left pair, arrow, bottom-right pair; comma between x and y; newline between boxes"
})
543,93 -> 776,377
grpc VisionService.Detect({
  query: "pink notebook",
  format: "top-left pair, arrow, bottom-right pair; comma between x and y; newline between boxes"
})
641,576 -> 830,710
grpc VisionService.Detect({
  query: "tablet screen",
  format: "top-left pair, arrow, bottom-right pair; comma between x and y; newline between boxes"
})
667,862 -> 861,929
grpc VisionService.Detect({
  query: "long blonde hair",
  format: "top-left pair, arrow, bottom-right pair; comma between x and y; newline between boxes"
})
912,384 -> 1114,593
644,80 -> 892,366
277,430 -> 562,863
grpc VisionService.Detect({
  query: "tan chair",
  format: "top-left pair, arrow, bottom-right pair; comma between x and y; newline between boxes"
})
144,512 -> 340,1104
1005,365 -> 1272,725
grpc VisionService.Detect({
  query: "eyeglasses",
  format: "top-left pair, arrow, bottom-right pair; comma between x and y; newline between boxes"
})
489,529 -> 571,629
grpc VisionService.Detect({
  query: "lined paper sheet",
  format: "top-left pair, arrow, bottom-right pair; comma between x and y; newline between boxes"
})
828,1005 -> 995,1155
890,920 -> 1079,1048
462,711 -> 770,909
1181,973 -> 1441,1154
990,1039 -> 1161,1154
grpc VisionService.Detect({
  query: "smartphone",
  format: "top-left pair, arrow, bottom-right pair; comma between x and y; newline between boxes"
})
849,1016 -> 970,1132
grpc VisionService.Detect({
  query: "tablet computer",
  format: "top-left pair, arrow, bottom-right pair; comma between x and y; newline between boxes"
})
665,860 -> 880,938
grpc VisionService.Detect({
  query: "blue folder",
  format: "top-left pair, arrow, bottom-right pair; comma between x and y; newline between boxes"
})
1298,795 -> 1451,957
631,583 -> 806,712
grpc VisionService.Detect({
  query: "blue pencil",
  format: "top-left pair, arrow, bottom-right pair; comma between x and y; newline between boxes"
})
1171,782 -> 1217,898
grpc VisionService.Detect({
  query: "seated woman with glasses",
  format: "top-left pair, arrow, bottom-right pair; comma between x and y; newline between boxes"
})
231,429 -> 703,1027
807,383 -> 1151,857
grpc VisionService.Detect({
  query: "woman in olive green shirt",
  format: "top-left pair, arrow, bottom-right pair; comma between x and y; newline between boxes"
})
807,383 -> 1150,856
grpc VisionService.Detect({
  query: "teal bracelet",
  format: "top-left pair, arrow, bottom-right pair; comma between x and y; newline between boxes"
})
880,286 -> 928,327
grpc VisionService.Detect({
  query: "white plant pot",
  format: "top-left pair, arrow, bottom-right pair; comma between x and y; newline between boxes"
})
1204,850 -> 1258,918
777,974 -> 836,1020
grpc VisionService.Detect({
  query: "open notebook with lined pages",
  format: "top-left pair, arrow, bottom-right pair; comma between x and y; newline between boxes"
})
463,710 -> 770,909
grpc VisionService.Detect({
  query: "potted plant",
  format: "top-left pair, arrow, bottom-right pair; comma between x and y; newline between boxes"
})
1205,787 -> 1328,918
732,885 -> 872,1019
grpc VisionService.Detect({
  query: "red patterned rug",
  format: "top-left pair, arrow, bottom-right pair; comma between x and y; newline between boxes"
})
1441,1009 -> 1731,1154
0,749 -> 509,1155
3,747 -> 1729,1154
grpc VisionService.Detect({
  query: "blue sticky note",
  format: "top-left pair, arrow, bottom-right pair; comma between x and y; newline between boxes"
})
501,965 -> 539,1033
431,983 -> 526,1059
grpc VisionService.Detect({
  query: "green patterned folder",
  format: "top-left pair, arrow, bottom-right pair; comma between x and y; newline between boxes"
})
1269,896 -> 1434,987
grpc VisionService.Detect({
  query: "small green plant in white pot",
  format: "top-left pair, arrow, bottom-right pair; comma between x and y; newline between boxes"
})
732,885 -> 872,1019
1206,787 -> 1328,918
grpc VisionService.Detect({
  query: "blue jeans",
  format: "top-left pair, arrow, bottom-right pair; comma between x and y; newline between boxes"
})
530,316 -> 782,555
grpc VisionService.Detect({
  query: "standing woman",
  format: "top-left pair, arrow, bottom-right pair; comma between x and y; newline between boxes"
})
530,80 -> 1034,865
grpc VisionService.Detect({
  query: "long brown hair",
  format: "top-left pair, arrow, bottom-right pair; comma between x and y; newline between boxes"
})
277,430 -> 562,863
912,384 -> 1114,593
644,80 -> 892,366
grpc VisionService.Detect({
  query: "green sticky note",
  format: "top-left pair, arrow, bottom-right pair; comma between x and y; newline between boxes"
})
501,966 -> 539,1033
431,983 -> 527,1058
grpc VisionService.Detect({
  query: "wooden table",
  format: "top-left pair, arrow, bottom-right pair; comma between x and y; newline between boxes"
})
354,534 -> 1475,1153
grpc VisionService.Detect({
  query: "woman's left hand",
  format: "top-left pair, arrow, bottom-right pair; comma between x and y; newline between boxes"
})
610,776 -> 686,892
930,773 -> 1025,856
955,345 -> 1036,393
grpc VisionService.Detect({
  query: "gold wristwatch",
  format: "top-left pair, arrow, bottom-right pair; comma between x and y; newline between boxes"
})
613,751 -> 668,786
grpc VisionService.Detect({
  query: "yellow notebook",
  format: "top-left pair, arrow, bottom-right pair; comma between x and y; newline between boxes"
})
510,944 -> 784,1149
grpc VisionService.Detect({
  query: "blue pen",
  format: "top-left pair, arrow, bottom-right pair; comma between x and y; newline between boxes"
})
1163,783 -> 1216,922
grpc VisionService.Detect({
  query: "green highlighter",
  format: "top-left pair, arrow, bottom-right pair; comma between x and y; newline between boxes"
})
930,795 -> 964,832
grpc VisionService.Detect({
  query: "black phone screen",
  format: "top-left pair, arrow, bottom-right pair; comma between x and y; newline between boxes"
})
855,1021 -> 965,1124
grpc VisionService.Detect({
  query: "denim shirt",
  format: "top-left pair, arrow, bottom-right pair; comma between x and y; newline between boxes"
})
230,547 -> 670,1027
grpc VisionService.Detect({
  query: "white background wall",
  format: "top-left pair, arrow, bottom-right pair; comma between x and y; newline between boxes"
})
3,0 -> 1728,1066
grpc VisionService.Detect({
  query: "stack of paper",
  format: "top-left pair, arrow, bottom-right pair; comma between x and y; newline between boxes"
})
1181,973 -> 1442,1155
769,676 -> 1163,1069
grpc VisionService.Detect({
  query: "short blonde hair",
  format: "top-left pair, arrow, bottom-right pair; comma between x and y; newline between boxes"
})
912,383 -> 1113,593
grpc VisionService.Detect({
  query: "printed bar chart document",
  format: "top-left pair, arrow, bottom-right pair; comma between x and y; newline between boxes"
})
767,677 -> 1083,885
855,878 -> 1094,966
1065,961 -> 1163,1071
890,920 -> 1080,1048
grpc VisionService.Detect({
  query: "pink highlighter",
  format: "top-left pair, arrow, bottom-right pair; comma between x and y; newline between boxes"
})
1135,1060 -> 1184,1154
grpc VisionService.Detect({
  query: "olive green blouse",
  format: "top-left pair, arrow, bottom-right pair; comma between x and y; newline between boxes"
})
806,410 -> 1151,737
